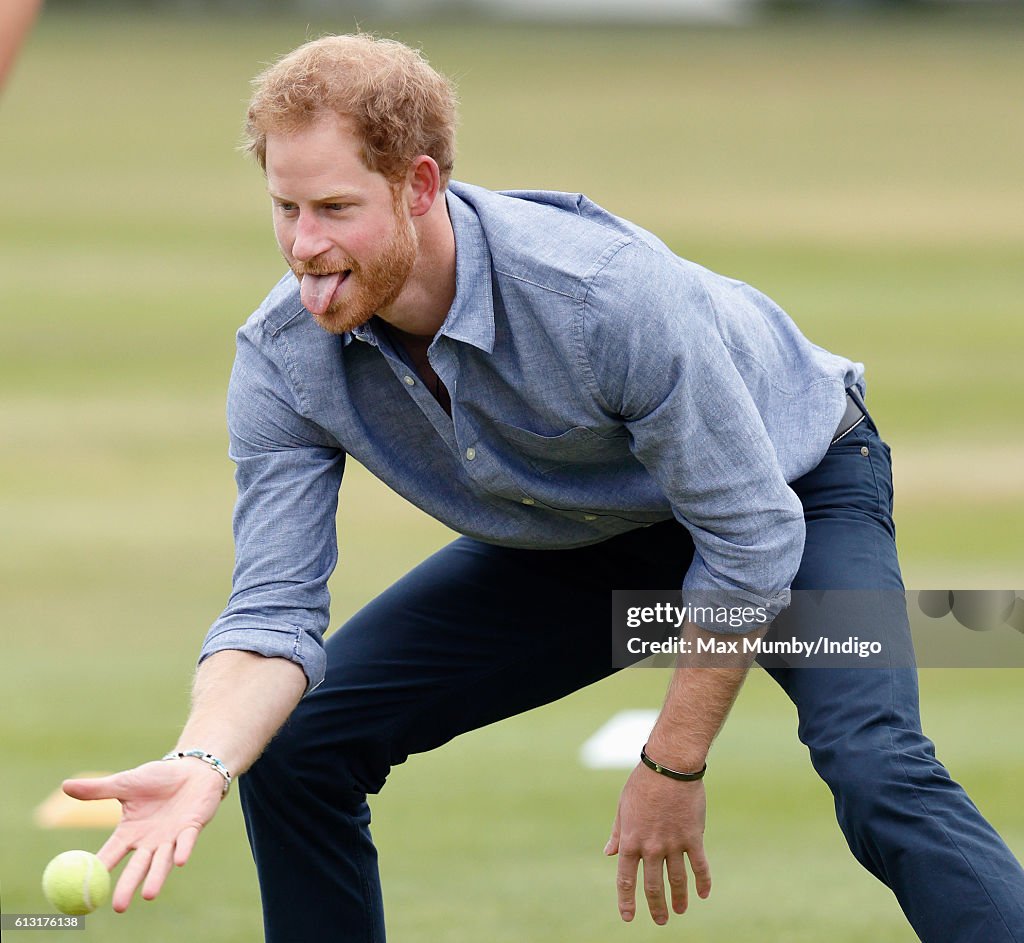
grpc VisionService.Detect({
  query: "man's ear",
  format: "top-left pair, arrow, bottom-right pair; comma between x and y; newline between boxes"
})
405,155 -> 441,218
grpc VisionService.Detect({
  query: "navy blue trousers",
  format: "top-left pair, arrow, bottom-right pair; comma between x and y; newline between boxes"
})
240,412 -> 1024,942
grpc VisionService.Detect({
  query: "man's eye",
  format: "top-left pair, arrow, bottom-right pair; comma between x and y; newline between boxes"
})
275,202 -> 297,213
323,203 -> 349,212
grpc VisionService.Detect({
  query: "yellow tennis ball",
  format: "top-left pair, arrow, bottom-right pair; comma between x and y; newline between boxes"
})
42,850 -> 110,915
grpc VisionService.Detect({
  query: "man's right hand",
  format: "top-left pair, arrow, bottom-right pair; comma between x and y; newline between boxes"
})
61,650 -> 308,913
62,759 -> 226,912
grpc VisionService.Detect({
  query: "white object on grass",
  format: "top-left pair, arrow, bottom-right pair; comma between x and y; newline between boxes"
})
579,710 -> 659,769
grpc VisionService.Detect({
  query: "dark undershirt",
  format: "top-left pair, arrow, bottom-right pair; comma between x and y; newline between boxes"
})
380,321 -> 452,416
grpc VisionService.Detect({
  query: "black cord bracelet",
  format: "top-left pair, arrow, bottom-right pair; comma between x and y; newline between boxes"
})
640,744 -> 707,782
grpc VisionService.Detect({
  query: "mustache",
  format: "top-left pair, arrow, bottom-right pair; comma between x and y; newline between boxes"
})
290,257 -> 359,277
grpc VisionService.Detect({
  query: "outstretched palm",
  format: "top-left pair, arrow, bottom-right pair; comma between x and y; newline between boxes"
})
63,759 -> 225,912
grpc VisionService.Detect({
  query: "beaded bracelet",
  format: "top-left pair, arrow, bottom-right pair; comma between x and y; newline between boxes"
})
161,749 -> 233,797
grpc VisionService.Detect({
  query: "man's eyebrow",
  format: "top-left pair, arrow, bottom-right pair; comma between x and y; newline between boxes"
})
267,189 -> 361,203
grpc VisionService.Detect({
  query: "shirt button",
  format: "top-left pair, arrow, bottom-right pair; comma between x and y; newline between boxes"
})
403,375 -> 416,386
521,497 -> 535,506
584,514 -> 598,521
465,447 -> 477,461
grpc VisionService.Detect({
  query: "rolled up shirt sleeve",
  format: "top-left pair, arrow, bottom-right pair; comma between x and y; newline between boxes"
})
200,319 -> 345,692
581,240 -> 804,630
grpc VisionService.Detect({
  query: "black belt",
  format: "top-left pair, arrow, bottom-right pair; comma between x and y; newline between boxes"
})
831,388 -> 868,445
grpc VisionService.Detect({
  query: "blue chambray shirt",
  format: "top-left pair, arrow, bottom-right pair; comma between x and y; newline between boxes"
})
201,181 -> 865,691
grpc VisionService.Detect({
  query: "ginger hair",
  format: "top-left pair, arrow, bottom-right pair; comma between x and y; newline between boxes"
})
244,34 -> 458,187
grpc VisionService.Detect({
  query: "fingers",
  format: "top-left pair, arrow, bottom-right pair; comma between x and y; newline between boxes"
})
615,852 -> 639,923
665,851 -> 689,915
174,825 -> 201,867
141,844 -> 175,901
604,813 -> 620,856
689,844 -> 713,899
112,846 -> 153,913
111,842 -> 180,910
62,774 -> 122,801
642,856 -> 669,926
98,825 -> 202,910
617,849 -> 707,923
96,833 -> 132,873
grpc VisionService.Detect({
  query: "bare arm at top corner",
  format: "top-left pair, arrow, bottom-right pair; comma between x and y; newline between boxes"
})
0,0 -> 43,90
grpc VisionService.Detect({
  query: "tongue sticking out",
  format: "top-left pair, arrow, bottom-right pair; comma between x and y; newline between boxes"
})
300,272 -> 344,316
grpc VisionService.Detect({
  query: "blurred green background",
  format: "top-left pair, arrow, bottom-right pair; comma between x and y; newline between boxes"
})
2,7 -> 1022,942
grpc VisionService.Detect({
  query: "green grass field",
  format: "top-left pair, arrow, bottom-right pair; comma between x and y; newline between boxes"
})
2,9 -> 1022,941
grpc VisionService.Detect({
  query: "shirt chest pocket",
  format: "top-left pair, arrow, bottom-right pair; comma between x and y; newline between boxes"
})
489,419 -> 631,473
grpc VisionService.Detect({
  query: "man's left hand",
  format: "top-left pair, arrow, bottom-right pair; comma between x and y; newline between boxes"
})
604,762 -> 711,925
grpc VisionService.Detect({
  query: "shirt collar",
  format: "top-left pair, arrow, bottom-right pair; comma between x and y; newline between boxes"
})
436,187 -> 495,353
341,185 -> 495,353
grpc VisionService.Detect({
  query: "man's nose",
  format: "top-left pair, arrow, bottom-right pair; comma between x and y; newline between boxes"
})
291,213 -> 333,262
